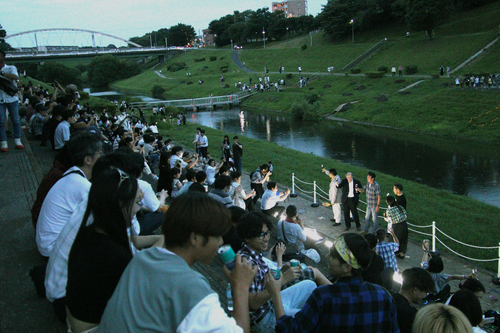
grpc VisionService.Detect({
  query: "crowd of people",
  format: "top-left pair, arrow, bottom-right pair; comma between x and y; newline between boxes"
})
1,47 -> 496,332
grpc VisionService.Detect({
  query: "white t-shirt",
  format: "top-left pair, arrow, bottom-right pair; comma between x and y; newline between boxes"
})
199,135 -> 208,147
230,182 -> 246,210
36,167 -> 90,257
261,189 -> 279,210
170,154 -> 187,169
54,120 -> 71,150
206,165 -> 217,185
138,179 -> 160,212
0,64 -> 19,103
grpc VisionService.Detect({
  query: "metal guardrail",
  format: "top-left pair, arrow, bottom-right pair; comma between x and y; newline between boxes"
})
342,38 -> 388,71
130,94 -> 240,109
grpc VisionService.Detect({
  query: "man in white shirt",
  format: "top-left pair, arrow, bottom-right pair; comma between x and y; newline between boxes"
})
0,50 -> 23,152
198,129 -> 209,160
54,109 -> 77,150
322,167 -> 343,226
36,133 -> 103,257
261,181 -> 290,218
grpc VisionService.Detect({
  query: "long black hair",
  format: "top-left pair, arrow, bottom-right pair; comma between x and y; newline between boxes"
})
76,167 -> 138,255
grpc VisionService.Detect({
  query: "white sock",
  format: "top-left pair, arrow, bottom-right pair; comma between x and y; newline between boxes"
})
15,138 -> 22,146
1,141 -> 7,148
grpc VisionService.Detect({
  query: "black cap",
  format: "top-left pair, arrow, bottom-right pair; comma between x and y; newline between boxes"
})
35,104 -> 48,112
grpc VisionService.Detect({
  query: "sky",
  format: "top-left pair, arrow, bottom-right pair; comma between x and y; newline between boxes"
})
4,0 -> 325,48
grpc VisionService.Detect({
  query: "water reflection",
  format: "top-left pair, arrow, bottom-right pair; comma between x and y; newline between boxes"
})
188,109 -> 500,208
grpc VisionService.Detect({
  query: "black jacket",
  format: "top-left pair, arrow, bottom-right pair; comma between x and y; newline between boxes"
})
336,178 -> 362,205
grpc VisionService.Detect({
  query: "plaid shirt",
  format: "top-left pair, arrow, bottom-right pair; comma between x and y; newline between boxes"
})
376,241 -> 399,272
363,181 -> 381,208
238,243 -> 271,322
386,206 -> 407,224
276,276 -> 400,333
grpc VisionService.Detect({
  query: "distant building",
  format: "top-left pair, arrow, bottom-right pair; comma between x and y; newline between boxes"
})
272,0 -> 307,17
203,29 -> 215,47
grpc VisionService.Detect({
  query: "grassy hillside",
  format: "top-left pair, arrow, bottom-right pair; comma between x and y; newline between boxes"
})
111,1 -> 500,142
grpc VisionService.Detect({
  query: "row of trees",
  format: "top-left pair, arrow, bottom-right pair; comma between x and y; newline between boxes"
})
319,0 -> 497,41
129,23 -> 196,47
14,54 -> 141,88
208,9 -> 318,46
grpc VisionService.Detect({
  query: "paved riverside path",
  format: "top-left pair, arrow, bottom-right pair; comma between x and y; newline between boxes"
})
1,131 -> 498,331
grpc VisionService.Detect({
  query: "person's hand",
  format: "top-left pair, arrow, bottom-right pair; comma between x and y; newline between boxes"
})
223,254 -> 257,288
275,242 -> 286,257
251,190 -> 256,197
265,271 -> 282,297
375,206 -> 380,213
281,265 -> 301,285
322,202 -> 331,207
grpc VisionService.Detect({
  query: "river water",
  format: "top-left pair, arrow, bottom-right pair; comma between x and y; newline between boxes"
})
187,109 -> 500,208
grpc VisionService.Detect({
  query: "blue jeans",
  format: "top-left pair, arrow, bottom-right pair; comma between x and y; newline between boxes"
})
364,206 -> 379,233
234,158 -> 242,174
251,280 -> 316,333
0,101 -> 21,141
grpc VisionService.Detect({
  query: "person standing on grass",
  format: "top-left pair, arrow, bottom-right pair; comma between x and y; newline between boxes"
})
391,66 -> 397,77
393,183 -> 406,209
0,49 -> 24,152
233,136 -> 243,174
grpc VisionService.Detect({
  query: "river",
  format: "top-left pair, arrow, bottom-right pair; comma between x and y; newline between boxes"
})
187,109 -> 500,208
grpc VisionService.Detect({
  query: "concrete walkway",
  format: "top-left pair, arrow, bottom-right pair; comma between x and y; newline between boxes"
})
1,130 -> 498,331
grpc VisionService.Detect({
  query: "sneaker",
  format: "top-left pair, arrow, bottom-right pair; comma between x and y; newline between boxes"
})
0,147 -> 7,153
15,144 -> 24,150
344,228 -> 350,232
0,141 -> 7,152
14,139 -> 24,149
356,227 -> 361,232
332,223 -> 342,227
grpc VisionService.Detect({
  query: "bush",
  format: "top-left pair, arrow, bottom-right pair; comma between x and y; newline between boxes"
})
365,71 -> 385,78
194,58 -> 206,62
351,68 -> 361,74
431,74 -> 440,79
304,93 -> 320,104
168,62 -> 186,72
286,73 -> 293,79
405,64 -> 418,75
378,66 -> 388,73
209,56 -> 217,61
151,85 -> 166,99
290,98 -> 321,121
221,68 -> 228,73
301,44 -> 307,51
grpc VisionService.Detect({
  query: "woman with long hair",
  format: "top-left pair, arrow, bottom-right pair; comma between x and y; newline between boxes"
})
384,195 -> 408,258
66,167 -> 143,332
221,135 -> 232,161
157,151 -> 172,194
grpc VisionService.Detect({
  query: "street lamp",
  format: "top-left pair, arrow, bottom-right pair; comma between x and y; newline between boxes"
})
286,26 -> 289,45
263,28 -> 266,48
350,19 -> 354,43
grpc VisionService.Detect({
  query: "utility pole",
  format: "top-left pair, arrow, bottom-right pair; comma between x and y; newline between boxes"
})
150,32 -> 152,48
350,19 -> 354,43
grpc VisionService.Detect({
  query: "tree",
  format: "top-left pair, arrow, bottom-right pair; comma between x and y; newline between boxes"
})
87,54 -> 141,87
169,23 -> 195,46
37,62 -> 82,87
406,0 -> 453,38
151,85 -> 166,99
319,0 -> 355,41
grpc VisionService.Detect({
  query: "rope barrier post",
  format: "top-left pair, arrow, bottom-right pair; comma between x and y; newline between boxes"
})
311,181 -> 319,207
498,242 -> 500,279
432,221 -> 436,252
290,173 -> 297,198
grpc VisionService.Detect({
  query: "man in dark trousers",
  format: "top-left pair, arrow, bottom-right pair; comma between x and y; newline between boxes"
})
336,172 -> 362,231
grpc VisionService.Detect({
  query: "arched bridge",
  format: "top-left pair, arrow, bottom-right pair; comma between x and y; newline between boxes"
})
2,28 -> 143,48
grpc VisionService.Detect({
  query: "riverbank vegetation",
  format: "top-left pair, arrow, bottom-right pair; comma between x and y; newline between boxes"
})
163,122 -> 500,272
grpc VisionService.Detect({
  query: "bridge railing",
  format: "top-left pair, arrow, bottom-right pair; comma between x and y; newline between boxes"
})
290,172 -> 500,278
130,94 -> 240,110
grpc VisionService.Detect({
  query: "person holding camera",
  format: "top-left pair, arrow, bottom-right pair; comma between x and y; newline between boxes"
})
261,181 -> 291,218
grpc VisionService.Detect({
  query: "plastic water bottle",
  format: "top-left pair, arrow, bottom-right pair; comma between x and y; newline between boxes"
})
226,283 -> 233,312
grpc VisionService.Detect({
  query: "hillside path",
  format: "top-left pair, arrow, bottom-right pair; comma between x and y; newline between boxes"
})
231,51 -> 256,73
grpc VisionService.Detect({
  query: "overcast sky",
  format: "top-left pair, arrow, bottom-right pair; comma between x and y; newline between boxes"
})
4,0 -> 324,48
